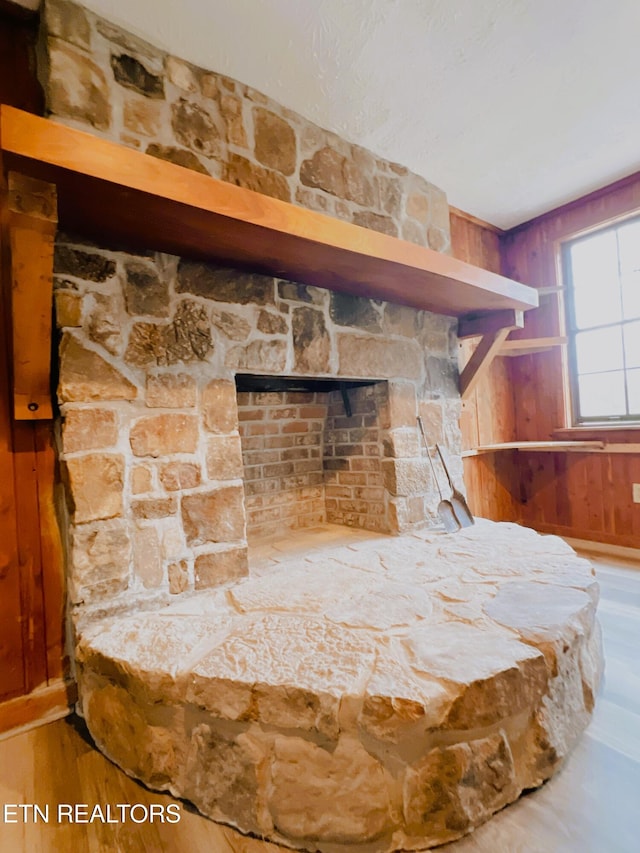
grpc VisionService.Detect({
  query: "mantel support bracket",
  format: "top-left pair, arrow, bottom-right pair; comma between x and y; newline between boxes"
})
458,309 -> 524,399
5,171 -> 58,420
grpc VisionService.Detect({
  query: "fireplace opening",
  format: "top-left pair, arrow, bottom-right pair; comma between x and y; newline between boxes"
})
235,374 -> 392,542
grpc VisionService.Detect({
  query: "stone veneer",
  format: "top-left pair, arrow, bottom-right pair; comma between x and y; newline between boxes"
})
38,0 -> 463,616
39,0 -> 450,252
55,233 -> 460,618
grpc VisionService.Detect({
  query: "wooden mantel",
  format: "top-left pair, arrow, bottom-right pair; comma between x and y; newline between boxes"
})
0,105 -> 538,417
1,106 -> 538,315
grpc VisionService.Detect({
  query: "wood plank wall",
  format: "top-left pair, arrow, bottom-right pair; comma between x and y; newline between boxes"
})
0,2 -> 66,710
453,177 -> 640,549
502,173 -> 640,547
450,208 -> 520,522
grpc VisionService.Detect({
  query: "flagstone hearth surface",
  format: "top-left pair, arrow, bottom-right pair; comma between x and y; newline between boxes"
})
76,520 -> 603,852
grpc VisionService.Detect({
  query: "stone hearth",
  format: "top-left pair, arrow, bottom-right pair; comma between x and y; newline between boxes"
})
77,520 -> 603,852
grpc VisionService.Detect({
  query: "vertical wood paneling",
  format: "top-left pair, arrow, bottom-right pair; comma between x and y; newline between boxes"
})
503,171 -> 640,547
451,209 -> 520,522
0,6 -> 66,711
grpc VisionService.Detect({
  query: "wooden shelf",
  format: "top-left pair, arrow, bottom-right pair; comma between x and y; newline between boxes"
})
499,336 -> 567,357
0,105 -> 538,319
462,441 -> 606,457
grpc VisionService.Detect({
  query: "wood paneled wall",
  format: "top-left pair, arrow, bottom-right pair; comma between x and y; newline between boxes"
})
450,209 -> 520,522
0,2 -> 66,713
502,173 -> 640,547
454,176 -> 640,548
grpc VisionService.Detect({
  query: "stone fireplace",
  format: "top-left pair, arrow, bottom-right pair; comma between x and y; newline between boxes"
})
55,232 -> 460,619
35,3 -> 603,851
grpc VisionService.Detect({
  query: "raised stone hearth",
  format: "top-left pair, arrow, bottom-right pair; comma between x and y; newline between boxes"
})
76,520 -> 603,852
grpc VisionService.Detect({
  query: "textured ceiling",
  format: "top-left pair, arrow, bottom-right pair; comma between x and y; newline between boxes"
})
77,0 -> 640,228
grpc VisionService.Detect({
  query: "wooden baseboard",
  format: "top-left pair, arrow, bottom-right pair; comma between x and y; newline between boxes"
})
0,680 -> 77,741
562,536 -> 640,564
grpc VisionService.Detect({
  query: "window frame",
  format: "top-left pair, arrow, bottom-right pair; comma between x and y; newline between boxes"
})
562,213 -> 640,426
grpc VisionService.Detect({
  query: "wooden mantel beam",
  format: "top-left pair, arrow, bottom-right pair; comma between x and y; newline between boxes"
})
6,171 -> 57,420
0,105 -> 538,319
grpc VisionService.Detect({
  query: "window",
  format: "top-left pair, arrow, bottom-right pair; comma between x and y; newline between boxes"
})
563,215 -> 640,423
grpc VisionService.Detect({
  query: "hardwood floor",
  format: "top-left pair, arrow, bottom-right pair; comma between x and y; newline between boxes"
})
0,551 -> 638,853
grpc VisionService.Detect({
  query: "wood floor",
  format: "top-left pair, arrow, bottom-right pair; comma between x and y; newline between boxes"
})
0,550 -> 638,853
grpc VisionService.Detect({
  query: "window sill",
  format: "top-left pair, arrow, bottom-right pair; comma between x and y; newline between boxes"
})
554,426 -> 640,442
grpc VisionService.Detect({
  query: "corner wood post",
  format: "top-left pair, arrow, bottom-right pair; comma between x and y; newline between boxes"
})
458,309 -> 524,399
6,172 -> 58,420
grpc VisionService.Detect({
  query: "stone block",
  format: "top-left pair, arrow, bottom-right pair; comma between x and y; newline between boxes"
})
383,428 -> 420,458
206,435 -> 244,480
95,17 -> 165,73
418,400 -> 444,444
202,379 -> 238,433
171,98 -> 222,158
387,381 -> 417,429
401,219 -> 428,247
63,407 -> 118,453
337,335 -> 422,380
145,143 -> 209,175
194,546 -> 249,588
181,486 -> 246,545
45,0 -> 92,50
329,293 -> 382,333
352,210 -> 398,237
65,453 -> 124,523
160,461 -> 201,491
54,246 -> 116,282
406,191 -> 430,225
130,413 -> 199,457
257,309 -> 288,335
229,340 -> 288,373
47,38 -> 111,131
68,520 -> 130,603
211,309 -> 251,341
59,335 -> 137,403
183,725 -> 262,834
300,146 -> 345,197
86,293 -> 123,356
253,107 -> 296,175
277,281 -> 325,305
405,621 -> 548,730
111,53 -> 164,99
131,497 -> 177,520
376,174 -> 402,217
219,94 -> 248,147
225,153 -> 291,202
176,261 -> 275,304
133,525 -> 162,588
124,261 -> 170,317
428,226 -> 450,253
145,373 -> 197,408
131,465 -> 153,494
125,300 -> 213,368
168,560 -> 189,594
165,55 -> 199,93
268,735 -> 393,843
55,290 -> 83,328
292,306 -> 330,373
382,458 -> 431,496
403,733 -> 516,839
383,303 -> 418,338
426,356 -> 459,397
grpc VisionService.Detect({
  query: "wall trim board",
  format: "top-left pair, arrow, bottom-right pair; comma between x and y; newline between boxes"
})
0,680 -> 77,741
562,536 -> 640,566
